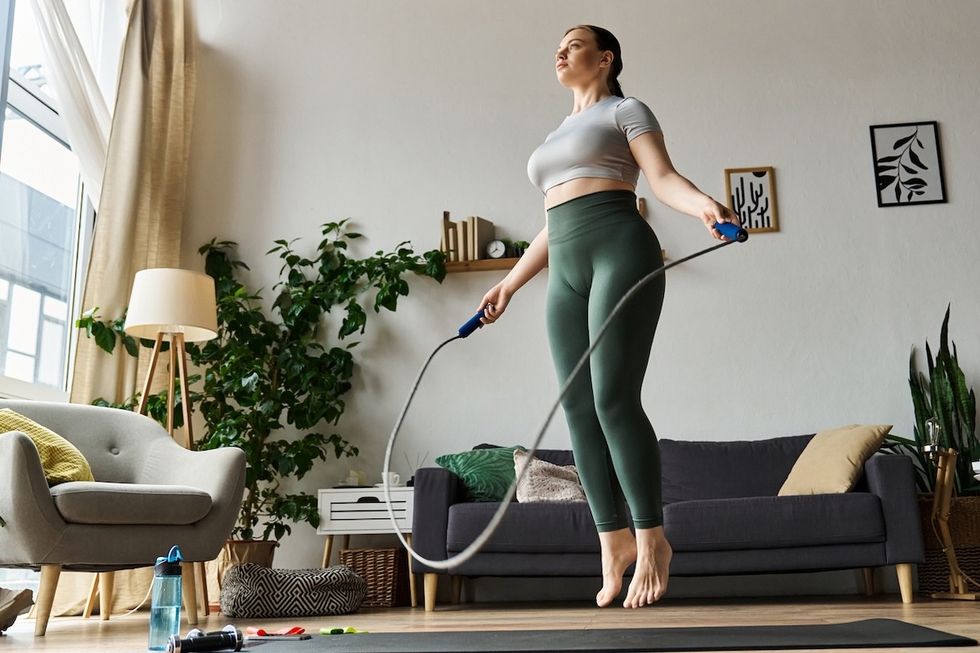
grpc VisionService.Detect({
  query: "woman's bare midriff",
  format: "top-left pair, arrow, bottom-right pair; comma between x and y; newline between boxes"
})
545,177 -> 636,211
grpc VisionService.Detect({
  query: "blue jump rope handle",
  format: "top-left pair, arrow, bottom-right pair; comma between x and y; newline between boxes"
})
458,307 -> 489,338
713,221 -> 749,242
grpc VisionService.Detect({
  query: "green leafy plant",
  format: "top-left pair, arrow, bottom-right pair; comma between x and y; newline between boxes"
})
77,220 -> 446,540
884,304 -> 979,496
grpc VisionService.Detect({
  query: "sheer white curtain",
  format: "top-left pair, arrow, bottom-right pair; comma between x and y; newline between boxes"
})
28,0 -> 125,208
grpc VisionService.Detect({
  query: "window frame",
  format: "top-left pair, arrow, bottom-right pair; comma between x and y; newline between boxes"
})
0,0 -> 94,402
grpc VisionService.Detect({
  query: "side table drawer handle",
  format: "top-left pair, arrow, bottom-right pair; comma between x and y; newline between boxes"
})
356,496 -> 381,503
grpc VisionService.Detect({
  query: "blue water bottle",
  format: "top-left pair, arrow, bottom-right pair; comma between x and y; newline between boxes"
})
148,545 -> 183,651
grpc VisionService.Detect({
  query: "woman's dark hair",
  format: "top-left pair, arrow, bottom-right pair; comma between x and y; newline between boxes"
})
564,24 -> 624,97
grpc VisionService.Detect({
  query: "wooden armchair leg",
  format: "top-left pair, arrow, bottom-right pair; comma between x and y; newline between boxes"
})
896,563 -> 915,604
83,574 -> 99,618
99,571 -> 115,621
34,564 -> 61,636
181,563 -> 199,625
196,562 -> 210,616
424,573 -> 438,612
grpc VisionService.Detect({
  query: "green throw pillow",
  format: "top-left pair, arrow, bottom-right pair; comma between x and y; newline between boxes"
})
436,446 -> 526,501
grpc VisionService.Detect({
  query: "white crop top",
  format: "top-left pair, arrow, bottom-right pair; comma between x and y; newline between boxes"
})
526,95 -> 662,195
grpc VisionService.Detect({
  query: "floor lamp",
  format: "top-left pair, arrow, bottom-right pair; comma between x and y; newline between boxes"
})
922,418 -> 979,600
83,268 -> 218,622
124,268 -> 218,450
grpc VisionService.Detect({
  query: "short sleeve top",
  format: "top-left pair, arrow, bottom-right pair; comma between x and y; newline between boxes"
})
526,95 -> 661,195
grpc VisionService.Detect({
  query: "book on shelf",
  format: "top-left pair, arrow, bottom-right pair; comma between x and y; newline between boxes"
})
440,212 -> 495,264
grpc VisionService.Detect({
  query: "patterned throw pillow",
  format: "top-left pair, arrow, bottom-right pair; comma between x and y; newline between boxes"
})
0,408 -> 95,485
514,449 -> 587,503
435,446 -> 526,501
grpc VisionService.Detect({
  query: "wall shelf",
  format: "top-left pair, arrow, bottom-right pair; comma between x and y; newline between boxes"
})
445,258 -> 520,273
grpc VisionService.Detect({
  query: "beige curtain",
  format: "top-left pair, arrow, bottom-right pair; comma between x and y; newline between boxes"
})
57,0 -> 198,617
69,0 -> 196,407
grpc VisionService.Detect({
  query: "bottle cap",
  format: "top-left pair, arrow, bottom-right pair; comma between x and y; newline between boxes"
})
154,544 -> 183,577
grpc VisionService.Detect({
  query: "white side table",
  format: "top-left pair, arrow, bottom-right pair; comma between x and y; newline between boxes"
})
316,486 -> 417,607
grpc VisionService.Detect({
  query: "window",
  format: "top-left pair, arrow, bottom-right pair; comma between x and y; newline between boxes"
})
0,0 -> 93,401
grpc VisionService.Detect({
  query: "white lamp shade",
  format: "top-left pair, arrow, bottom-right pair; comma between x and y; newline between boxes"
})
124,268 -> 218,341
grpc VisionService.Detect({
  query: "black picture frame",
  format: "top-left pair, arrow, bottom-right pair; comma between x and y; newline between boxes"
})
869,121 -> 947,207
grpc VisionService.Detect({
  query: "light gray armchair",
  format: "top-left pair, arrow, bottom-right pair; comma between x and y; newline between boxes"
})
0,399 -> 245,636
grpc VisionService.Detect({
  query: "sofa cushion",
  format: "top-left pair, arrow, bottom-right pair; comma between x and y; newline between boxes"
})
778,424 -> 892,495
49,481 -> 212,525
514,449 -> 586,503
437,446 -> 525,501
664,493 -> 885,552
0,408 -> 95,485
660,434 -> 814,504
447,502 -> 600,554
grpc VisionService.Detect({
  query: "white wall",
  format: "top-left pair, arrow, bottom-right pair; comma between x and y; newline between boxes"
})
183,0 -> 980,600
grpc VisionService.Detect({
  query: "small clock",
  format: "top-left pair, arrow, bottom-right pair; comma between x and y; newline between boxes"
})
485,239 -> 507,259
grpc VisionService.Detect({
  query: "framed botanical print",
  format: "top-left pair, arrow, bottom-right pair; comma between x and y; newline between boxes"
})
870,121 -> 947,207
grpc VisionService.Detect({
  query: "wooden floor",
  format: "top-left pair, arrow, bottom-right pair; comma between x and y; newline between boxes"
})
3,594 -> 978,651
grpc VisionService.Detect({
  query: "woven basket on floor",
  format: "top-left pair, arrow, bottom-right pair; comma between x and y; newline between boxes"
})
340,548 -> 410,607
916,495 -> 980,594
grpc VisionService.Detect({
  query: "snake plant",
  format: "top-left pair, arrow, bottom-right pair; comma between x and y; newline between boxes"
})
885,304 -> 979,496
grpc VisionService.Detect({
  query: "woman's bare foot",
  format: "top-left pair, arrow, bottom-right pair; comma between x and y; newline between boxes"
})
596,528 -> 637,607
623,526 -> 672,608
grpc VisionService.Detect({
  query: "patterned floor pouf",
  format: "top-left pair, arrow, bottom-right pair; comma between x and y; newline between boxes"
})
219,563 -> 366,618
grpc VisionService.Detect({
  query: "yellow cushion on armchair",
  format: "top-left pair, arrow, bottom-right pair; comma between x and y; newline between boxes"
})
0,408 -> 95,485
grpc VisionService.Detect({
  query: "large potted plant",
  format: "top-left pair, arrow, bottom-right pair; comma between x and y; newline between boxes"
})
78,220 -> 446,566
883,304 -> 980,593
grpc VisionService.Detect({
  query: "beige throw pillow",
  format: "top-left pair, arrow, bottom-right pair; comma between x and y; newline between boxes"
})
778,423 -> 892,496
514,449 -> 587,503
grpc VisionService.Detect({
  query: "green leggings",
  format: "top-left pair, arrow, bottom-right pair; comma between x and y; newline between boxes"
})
545,189 -> 666,532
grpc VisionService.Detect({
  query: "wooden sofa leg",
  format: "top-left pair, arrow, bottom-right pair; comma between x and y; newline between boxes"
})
34,564 -> 61,636
451,576 -> 462,604
896,563 -> 914,603
424,573 -> 438,611
99,571 -> 115,620
861,567 -> 876,596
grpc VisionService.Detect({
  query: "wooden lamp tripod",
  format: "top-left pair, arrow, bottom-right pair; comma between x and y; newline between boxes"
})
922,418 -> 979,600
124,267 -> 218,449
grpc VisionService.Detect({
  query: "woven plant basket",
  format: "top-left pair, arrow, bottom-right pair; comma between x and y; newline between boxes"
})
916,495 -> 980,594
339,548 -> 410,607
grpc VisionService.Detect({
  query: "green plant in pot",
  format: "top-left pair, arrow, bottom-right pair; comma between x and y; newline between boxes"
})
884,304 -> 979,497
77,220 -> 446,566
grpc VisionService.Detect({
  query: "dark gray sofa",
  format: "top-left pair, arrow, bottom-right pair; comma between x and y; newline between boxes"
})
411,434 -> 925,610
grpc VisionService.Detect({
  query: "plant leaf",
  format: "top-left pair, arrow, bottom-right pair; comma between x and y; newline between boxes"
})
892,132 -> 915,149
877,175 -> 896,190
908,148 -> 928,170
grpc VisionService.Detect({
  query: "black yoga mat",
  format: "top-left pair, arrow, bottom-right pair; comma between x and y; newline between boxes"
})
260,618 -> 976,652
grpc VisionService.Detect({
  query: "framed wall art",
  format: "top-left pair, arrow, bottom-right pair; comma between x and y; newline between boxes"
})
725,166 -> 778,233
870,121 -> 946,207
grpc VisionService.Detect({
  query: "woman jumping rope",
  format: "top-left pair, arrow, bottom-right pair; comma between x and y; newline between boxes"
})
476,24 -> 742,609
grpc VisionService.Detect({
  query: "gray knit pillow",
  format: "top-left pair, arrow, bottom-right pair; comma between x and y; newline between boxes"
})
514,449 -> 587,503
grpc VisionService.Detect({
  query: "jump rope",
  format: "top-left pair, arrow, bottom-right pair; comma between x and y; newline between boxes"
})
382,220 -> 748,571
